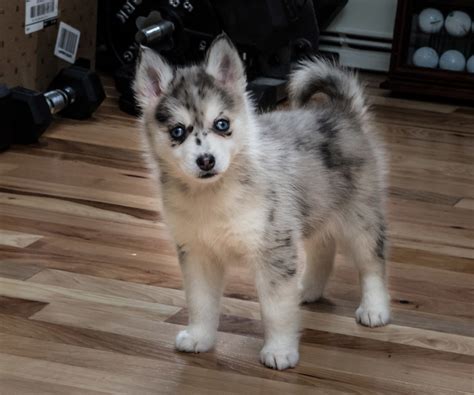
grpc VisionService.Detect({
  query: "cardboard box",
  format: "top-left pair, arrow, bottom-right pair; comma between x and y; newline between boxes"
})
0,1 -> 97,91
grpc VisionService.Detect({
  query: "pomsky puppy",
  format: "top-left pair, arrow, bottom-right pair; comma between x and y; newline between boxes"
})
133,34 -> 390,370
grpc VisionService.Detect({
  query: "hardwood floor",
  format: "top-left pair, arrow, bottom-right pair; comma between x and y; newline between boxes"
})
0,74 -> 473,394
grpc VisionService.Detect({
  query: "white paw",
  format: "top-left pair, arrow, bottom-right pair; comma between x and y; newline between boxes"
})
300,287 -> 323,304
356,302 -> 390,327
175,329 -> 215,353
260,344 -> 299,370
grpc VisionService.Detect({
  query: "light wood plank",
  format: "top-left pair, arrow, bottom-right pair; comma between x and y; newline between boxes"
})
15,272 -> 474,356
0,229 -> 43,248
0,163 -> 18,175
0,191 -> 159,226
22,309 -> 473,393
454,198 -> 474,210
0,349 -> 321,395
0,374 -> 108,395
0,261 -> 43,280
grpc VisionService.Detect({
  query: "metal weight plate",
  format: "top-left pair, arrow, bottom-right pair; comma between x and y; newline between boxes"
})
97,0 -> 221,70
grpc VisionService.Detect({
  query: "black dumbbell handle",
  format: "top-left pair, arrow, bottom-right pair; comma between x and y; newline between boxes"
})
43,86 -> 76,114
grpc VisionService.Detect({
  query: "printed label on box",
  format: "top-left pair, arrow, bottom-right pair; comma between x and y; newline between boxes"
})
54,22 -> 81,63
25,0 -> 59,34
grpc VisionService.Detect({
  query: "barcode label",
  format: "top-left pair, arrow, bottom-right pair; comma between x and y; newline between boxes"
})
58,27 -> 78,55
25,0 -> 58,34
30,1 -> 54,18
54,22 -> 81,63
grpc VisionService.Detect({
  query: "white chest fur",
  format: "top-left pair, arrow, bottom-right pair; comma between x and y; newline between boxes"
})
162,182 -> 266,262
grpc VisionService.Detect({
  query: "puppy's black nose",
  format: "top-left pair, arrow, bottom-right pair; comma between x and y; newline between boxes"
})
196,154 -> 215,171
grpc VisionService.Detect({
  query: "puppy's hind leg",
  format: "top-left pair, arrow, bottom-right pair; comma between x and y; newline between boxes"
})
175,249 -> 225,353
344,217 -> 391,327
300,234 -> 336,304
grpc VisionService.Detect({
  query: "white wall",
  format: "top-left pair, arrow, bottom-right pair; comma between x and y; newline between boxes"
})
325,0 -> 397,40
320,0 -> 398,71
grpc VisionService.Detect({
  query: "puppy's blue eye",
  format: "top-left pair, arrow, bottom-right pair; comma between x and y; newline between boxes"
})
214,119 -> 230,132
170,125 -> 186,140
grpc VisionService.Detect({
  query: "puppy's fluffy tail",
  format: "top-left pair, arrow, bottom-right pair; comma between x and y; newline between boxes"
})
288,57 -> 367,120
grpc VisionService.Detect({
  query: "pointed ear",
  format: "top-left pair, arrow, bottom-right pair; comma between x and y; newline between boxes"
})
205,33 -> 245,89
133,47 -> 174,109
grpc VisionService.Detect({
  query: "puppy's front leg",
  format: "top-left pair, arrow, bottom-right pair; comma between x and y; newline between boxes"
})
256,246 -> 301,370
175,249 -> 225,353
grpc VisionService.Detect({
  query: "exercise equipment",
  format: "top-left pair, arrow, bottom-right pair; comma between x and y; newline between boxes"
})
97,0 -> 348,114
4,64 -> 105,144
0,84 -> 14,151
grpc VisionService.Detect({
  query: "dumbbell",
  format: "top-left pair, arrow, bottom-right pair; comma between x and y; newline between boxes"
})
0,84 -> 14,151
5,64 -> 105,144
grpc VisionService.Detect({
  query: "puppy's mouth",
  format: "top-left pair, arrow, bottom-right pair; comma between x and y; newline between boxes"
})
198,171 -> 218,179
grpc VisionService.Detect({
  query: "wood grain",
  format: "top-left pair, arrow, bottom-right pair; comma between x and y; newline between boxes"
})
0,229 -> 43,248
0,260 -> 43,280
0,75 -> 473,394
455,198 -> 474,211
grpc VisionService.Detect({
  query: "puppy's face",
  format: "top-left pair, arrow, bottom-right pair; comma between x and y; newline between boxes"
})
134,35 -> 249,184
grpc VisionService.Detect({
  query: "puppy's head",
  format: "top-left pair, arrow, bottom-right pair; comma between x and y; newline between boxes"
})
134,34 -> 251,184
